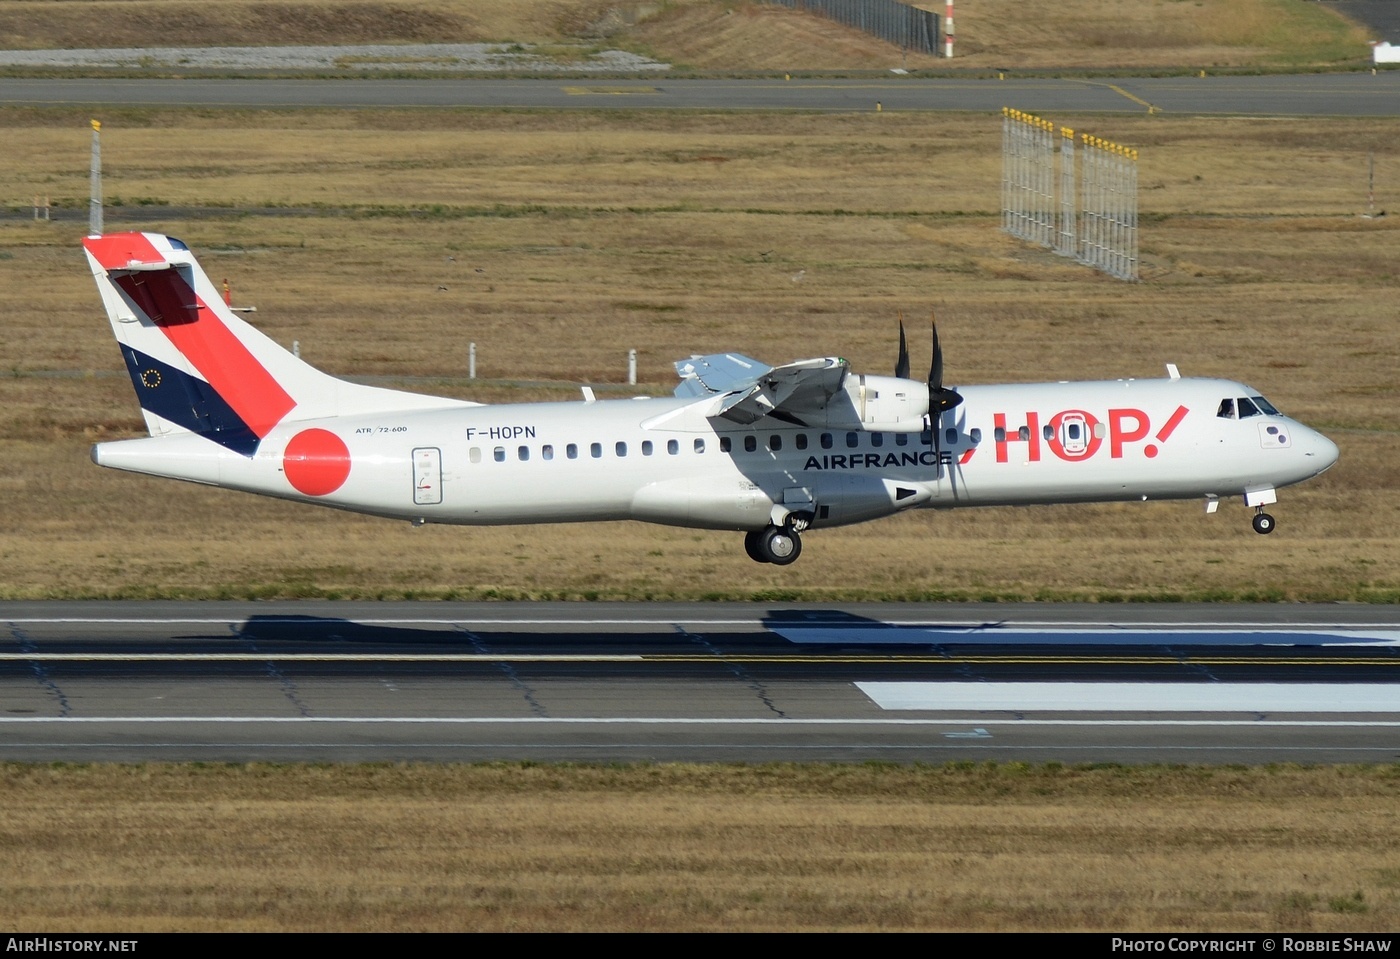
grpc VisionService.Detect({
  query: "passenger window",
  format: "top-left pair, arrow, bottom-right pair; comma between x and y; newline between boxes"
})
1217,398 -> 1236,419
493,447 -> 505,462
795,434 -> 808,450
846,432 -> 859,449
667,439 -> 679,455
1043,425 -> 1054,441
770,435 -> 782,452
567,443 -> 578,460
590,442 -> 602,459
1237,397 -> 1261,418
542,445 -> 554,461
1018,426 -> 1030,442
616,441 -> 627,457
895,433 -> 908,447
469,447 -> 482,464
1067,423 -> 1082,441
744,435 -> 757,453
694,438 -> 705,453
870,432 -> 883,448
820,433 -> 833,450
641,440 -> 653,456
720,436 -> 732,453
994,427 -> 1006,443
518,446 -> 529,461
970,428 -> 982,444
946,428 -> 957,446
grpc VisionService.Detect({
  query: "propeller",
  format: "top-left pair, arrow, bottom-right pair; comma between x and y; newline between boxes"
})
928,315 -> 963,417
926,314 -> 963,461
896,313 -> 963,459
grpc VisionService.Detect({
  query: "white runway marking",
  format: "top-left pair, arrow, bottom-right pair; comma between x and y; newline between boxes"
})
780,628 -> 1400,646
858,682 -> 1400,712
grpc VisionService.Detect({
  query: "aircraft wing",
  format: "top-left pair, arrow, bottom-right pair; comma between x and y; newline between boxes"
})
674,353 -> 848,425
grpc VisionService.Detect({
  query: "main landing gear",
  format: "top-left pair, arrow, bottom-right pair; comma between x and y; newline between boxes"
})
1251,508 -> 1276,535
744,513 -> 812,565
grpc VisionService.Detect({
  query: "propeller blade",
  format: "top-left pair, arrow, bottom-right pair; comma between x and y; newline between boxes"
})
928,315 -> 964,414
929,317 -> 943,393
928,316 -> 942,456
926,314 -> 964,459
895,316 -> 910,380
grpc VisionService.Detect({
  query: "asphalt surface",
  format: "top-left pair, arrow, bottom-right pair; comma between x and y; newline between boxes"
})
4,602 -> 1398,763
2,73 -> 1399,115
1335,0 -> 1400,42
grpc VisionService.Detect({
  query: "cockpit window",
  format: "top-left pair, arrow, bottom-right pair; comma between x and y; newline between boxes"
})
1251,395 -> 1279,415
1217,398 -> 1235,419
1237,397 -> 1261,418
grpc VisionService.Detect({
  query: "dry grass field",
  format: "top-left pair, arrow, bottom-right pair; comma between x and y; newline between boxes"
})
0,108 -> 1395,602
0,0 -> 1375,72
1,763 -> 1397,932
633,0 -> 1373,71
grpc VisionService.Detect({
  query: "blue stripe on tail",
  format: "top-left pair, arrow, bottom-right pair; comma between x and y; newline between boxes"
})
119,345 -> 261,456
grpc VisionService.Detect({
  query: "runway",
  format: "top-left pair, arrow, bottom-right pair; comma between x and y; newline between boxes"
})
3,602 -> 1398,763
3,74 -> 1400,116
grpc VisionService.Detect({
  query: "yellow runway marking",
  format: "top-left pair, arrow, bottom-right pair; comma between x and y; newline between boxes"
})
561,86 -> 659,96
1078,80 -> 1158,113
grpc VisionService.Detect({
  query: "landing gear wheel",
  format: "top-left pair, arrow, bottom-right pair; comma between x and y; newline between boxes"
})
1252,511 -> 1276,535
760,526 -> 802,565
758,525 -> 802,565
744,529 -> 771,564
743,525 -> 804,564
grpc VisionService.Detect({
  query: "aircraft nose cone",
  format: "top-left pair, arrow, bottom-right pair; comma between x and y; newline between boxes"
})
1304,429 -> 1339,475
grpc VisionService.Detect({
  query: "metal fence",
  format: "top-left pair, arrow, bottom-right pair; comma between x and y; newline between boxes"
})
1002,108 -> 1056,250
1002,108 -> 1139,282
765,0 -> 940,54
1079,134 -> 1139,281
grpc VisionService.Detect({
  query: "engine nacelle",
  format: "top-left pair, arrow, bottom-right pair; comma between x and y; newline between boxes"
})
806,374 -> 930,432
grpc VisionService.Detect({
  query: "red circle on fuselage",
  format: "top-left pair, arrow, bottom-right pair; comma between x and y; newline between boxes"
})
283,428 -> 351,496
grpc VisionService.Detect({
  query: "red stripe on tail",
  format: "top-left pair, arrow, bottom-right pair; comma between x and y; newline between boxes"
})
112,270 -> 295,438
83,233 -> 165,271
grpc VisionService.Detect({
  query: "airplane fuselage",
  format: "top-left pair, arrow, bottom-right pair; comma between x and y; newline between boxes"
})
94,375 -> 1337,532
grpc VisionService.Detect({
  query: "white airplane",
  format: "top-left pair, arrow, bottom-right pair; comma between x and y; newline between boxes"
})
84,231 -> 1339,565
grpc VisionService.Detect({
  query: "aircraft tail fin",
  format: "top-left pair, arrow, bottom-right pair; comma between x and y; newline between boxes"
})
84,232 -> 470,455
